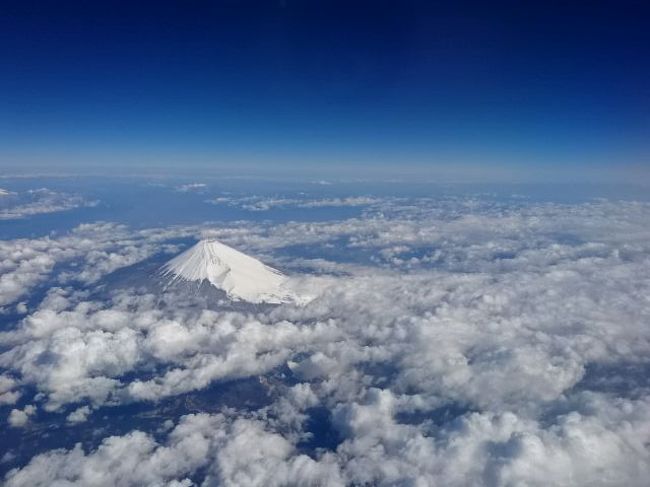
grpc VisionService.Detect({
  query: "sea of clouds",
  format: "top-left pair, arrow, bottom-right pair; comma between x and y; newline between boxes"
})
1,195 -> 649,486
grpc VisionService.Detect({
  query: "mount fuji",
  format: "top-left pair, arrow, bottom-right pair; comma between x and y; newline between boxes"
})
161,239 -> 294,304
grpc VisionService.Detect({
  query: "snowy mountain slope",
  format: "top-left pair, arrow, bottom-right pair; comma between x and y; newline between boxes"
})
161,239 -> 294,303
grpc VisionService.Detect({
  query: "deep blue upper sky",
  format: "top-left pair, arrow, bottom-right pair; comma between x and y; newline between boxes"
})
1,0 -> 648,181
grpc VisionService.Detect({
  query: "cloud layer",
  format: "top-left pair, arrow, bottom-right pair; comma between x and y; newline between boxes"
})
1,197 -> 649,485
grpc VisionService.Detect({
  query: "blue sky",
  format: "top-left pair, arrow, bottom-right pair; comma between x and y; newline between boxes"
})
0,0 -> 648,181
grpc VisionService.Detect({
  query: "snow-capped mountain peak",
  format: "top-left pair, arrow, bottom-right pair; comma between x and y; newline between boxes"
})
161,239 -> 292,303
